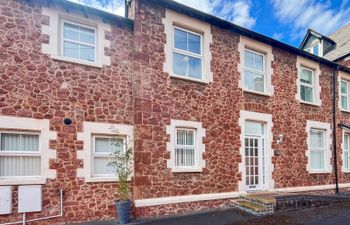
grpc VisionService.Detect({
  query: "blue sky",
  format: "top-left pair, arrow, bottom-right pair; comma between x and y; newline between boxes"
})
69,0 -> 350,47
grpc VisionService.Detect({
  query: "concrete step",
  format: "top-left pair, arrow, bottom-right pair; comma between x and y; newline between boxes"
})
231,199 -> 274,216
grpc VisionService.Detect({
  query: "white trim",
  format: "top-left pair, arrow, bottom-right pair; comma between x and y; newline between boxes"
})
134,191 -> 241,207
238,36 -> 274,96
306,120 -> 332,173
166,119 -> 205,173
296,56 -> 322,106
163,9 -> 213,83
0,116 -> 57,186
238,110 -> 274,192
338,71 -> 350,112
342,130 -> 350,173
77,122 -> 134,183
41,6 -> 111,67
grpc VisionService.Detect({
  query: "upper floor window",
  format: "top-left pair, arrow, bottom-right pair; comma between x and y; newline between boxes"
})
0,132 -> 40,178
343,133 -> 350,171
300,67 -> 315,103
62,21 -> 96,62
175,128 -> 196,168
172,27 -> 203,80
244,49 -> 265,93
341,79 -> 349,111
92,135 -> 125,178
309,128 -> 326,171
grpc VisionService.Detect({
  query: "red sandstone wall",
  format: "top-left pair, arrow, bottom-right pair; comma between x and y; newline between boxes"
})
0,0 -> 134,224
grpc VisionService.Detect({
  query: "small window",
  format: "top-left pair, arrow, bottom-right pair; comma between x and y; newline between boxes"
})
244,49 -> 265,93
300,67 -> 315,103
344,133 -> 350,171
312,44 -> 319,56
92,136 -> 125,177
173,27 -> 203,80
62,21 -> 96,62
0,132 -> 40,178
309,129 -> 326,171
341,80 -> 349,110
175,129 -> 196,168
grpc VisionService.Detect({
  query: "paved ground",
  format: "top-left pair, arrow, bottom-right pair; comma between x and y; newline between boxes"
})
70,202 -> 350,225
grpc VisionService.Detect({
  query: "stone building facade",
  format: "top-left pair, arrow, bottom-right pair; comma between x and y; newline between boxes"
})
1,0 -> 350,224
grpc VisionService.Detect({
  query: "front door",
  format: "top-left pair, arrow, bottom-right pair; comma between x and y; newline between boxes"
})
244,121 -> 265,191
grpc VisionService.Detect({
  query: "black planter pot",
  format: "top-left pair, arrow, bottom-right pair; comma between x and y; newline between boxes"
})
116,200 -> 131,224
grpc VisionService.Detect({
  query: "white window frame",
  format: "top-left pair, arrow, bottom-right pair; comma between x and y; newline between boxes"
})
299,67 -> 316,104
243,48 -> 266,94
306,120 -> 331,173
340,79 -> 350,111
343,132 -> 350,172
309,129 -> 326,172
172,26 -> 204,81
91,135 -> 126,178
61,19 -> 97,63
174,128 -> 196,169
0,131 -> 41,179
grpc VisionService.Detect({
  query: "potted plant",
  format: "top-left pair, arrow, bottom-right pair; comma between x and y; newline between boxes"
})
108,134 -> 133,224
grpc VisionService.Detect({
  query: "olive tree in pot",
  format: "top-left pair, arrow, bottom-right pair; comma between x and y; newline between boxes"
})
108,134 -> 133,224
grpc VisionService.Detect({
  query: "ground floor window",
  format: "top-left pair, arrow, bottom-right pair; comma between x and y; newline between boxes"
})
344,133 -> 350,171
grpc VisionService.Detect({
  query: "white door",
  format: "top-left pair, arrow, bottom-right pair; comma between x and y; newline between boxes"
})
244,121 -> 265,191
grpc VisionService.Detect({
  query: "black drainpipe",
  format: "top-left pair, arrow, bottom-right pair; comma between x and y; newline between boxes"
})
332,68 -> 339,194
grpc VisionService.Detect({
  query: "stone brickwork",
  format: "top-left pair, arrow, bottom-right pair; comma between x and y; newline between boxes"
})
1,0 -> 350,224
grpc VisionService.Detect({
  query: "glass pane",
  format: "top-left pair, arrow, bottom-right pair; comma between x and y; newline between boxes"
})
344,152 -> 349,169
80,45 -> 95,62
64,23 -> 79,41
174,28 -> 187,51
341,81 -> 348,94
95,138 -> 110,153
310,150 -> 324,170
245,50 -> 254,69
21,134 -> 39,152
300,85 -> 313,102
63,41 -> 79,59
80,27 -> 95,44
0,156 -> 21,176
111,138 -> 124,153
345,135 -> 350,150
188,32 -> 201,54
175,148 -> 184,166
173,52 -> 187,76
244,70 -> 264,92
300,69 -> 313,84
342,96 -> 348,109
22,156 -> 41,176
188,56 -> 202,79
245,121 -> 263,135
176,130 -> 186,145
253,53 -> 263,71
245,50 -> 263,72
1,133 -> 20,151
185,130 -> 194,145
93,157 -> 115,176
310,130 -> 324,148
186,148 -> 195,166
313,44 -> 319,56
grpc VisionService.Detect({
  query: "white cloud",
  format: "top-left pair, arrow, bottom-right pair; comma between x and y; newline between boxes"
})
68,0 -> 125,16
271,0 -> 350,39
272,32 -> 284,40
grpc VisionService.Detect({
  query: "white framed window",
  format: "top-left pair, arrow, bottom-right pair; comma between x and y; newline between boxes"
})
175,128 -> 196,168
341,79 -> 349,111
0,131 -> 40,178
343,133 -> 350,172
300,67 -> 315,103
309,129 -> 326,171
172,26 -> 203,80
61,20 -> 96,62
92,135 -> 125,178
244,49 -> 265,93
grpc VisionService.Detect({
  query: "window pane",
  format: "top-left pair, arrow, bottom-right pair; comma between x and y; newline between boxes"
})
93,157 -> 115,176
310,130 -> 324,148
342,96 -> 348,110
300,85 -> 313,102
176,130 -> 186,145
185,130 -> 194,145
173,52 -> 187,76
245,50 -> 254,69
80,45 -> 95,62
245,121 -> 263,135
63,41 -> 79,59
111,138 -> 124,153
22,156 -> 40,176
245,50 -> 263,72
188,32 -> 201,54
175,148 -> 195,167
345,135 -> 350,150
174,28 -> 187,51
341,81 -> 348,94
345,152 -> 349,170
253,53 -> 263,71
310,150 -> 324,170
244,70 -> 264,92
188,56 -> 202,79
95,138 -> 110,153
64,23 -> 79,41
300,69 -> 313,84
80,27 -> 95,44
21,134 -> 39,152
1,133 -> 20,151
0,156 -> 21,176
313,44 -> 319,56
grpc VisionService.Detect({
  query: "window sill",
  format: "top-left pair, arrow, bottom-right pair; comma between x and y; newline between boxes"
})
243,89 -> 272,97
0,177 -> 46,186
172,167 -> 203,173
308,170 -> 331,174
170,74 -> 209,84
340,109 -> 350,113
85,176 -> 132,183
50,55 -> 103,68
299,100 -> 321,107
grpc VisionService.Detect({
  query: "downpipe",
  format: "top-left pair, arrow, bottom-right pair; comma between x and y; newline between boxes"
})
1,190 -> 64,225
